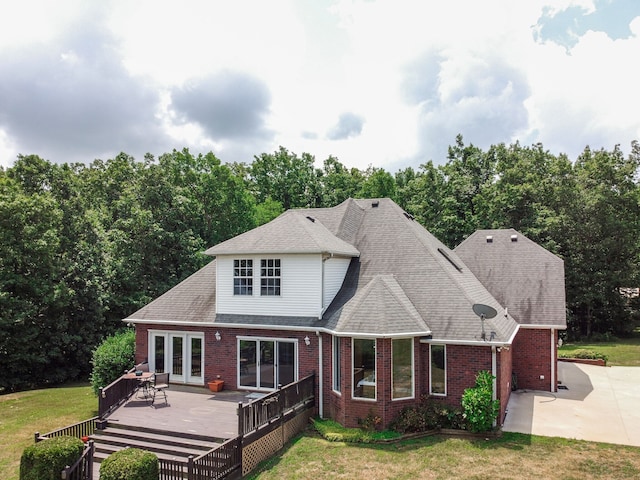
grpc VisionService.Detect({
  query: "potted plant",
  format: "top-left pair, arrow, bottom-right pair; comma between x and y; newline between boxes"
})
208,376 -> 224,392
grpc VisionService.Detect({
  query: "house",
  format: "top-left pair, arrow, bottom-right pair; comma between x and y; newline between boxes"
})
126,198 -> 566,428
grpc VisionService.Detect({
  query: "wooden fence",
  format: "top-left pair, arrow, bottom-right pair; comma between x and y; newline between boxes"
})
61,441 -> 95,480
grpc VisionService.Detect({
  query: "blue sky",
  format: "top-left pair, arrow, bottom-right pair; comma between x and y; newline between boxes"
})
0,0 -> 639,171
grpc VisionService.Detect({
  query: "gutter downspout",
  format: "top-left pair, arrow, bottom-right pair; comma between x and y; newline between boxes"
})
491,346 -> 497,428
551,328 -> 556,392
317,331 -> 323,418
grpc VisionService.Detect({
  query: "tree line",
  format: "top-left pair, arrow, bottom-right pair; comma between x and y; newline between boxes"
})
1,137 -> 638,392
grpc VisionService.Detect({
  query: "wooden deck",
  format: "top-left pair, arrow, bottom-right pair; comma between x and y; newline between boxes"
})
106,386 -> 249,440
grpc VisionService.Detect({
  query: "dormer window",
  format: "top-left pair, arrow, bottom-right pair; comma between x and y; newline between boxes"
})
261,259 -> 281,296
233,259 -> 253,295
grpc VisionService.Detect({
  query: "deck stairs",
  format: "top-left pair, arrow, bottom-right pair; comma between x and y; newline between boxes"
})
90,422 -> 227,478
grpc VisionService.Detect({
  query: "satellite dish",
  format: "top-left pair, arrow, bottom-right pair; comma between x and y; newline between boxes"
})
472,304 -> 497,340
472,304 -> 497,319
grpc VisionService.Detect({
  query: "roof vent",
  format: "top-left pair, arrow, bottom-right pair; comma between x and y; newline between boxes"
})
486,235 -> 493,243
372,200 -> 379,208
510,234 -> 518,242
306,216 -> 315,223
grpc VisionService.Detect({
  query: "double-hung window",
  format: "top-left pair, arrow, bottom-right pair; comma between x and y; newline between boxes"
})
260,259 -> 281,296
234,259 -> 253,295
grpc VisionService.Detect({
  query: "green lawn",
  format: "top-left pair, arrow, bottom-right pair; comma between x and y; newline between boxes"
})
0,383 -> 97,480
4,368 -> 640,480
558,334 -> 640,366
249,430 -> 640,480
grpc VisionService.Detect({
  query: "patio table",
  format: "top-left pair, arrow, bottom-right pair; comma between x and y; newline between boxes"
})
123,371 -> 154,399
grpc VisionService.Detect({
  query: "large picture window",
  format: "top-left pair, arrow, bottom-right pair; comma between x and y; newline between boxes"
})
430,344 -> 446,395
260,259 -> 281,296
392,338 -> 414,399
233,259 -> 253,295
352,338 -> 376,399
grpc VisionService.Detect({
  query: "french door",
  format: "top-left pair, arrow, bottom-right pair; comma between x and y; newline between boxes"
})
150,332 -> 204,384
238,338 -> 297,390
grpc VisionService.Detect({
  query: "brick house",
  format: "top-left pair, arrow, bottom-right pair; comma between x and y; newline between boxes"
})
126,198 -> 566,428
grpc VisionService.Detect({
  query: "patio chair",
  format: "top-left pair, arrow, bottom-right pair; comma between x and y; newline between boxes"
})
135,362 -> 151,398
151,372 -> 170,406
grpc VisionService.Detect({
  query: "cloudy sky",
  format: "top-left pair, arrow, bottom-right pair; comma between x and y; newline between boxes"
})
0,0 -> 639,171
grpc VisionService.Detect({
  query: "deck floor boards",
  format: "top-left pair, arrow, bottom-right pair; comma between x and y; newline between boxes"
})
105,387 -> 248,440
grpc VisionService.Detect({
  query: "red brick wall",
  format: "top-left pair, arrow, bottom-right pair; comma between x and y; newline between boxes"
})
496,346 -> 512,424
512,328 -> 556,392
135,324 -> 320,397
136,325 -> 512,428
445,344 -> 493,404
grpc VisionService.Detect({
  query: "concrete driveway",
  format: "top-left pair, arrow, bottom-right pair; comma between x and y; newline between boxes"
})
502,362 -> 640,447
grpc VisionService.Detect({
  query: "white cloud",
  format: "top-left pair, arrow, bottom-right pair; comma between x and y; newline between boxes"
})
0,0 -> 639,170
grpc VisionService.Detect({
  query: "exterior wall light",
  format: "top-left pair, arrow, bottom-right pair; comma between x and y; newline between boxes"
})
215,331 -> 221,341
304,336 -> 310,346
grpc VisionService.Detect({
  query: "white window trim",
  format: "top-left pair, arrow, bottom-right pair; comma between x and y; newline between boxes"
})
392,337 -> 415,401
332,335 -> 341,395
260,258 -> 282,296
352,337 -> 377,402
148,330 -> 205,385
429,343 -> 447,396
236,335 -> 299,392
233,258 -> 254,296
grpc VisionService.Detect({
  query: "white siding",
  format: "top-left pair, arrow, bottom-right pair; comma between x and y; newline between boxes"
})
323,257 -> 351,310
216,254 -> 322,317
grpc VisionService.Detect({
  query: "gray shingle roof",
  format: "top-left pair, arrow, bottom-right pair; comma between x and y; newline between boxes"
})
204,209 -> 360,257
127,259 -> 217,324
455,229 -> 566,328
127,198 -> 528,343
318,199 -> 517,342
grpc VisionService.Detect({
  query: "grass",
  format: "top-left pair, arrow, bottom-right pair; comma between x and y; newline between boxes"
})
558,333 -> 640,366
248,429 -> 640,479
313,418 -> 402,443
0,383 -> 97,480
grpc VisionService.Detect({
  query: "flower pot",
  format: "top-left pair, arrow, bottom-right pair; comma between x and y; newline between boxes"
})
208,380 -> 224,392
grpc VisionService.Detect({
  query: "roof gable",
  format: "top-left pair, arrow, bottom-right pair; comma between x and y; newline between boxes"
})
455,229 -> 566,328
204,209 -> 360,257
327,274 -> 431,336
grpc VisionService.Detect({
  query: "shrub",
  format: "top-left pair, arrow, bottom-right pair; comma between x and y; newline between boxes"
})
20,436 -> 84,480
357,410 -> 383,432
461,370 -> 500,433
100,448 -> 158,480
90,329 -> 135,395
389,396 -> 469,434
558,349 -> 608,363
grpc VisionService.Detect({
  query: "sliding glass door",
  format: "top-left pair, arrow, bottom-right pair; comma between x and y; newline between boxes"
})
238,338 -> 297,390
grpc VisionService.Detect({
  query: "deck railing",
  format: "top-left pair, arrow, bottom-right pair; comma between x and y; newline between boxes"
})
98,374 -> 137,418
238,374 -> 315,437
35,374 -> 315,480
35,417 -> 99,442
158,457 -> 187,479
188,437 -> 242,480
61,440 -> 94,480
